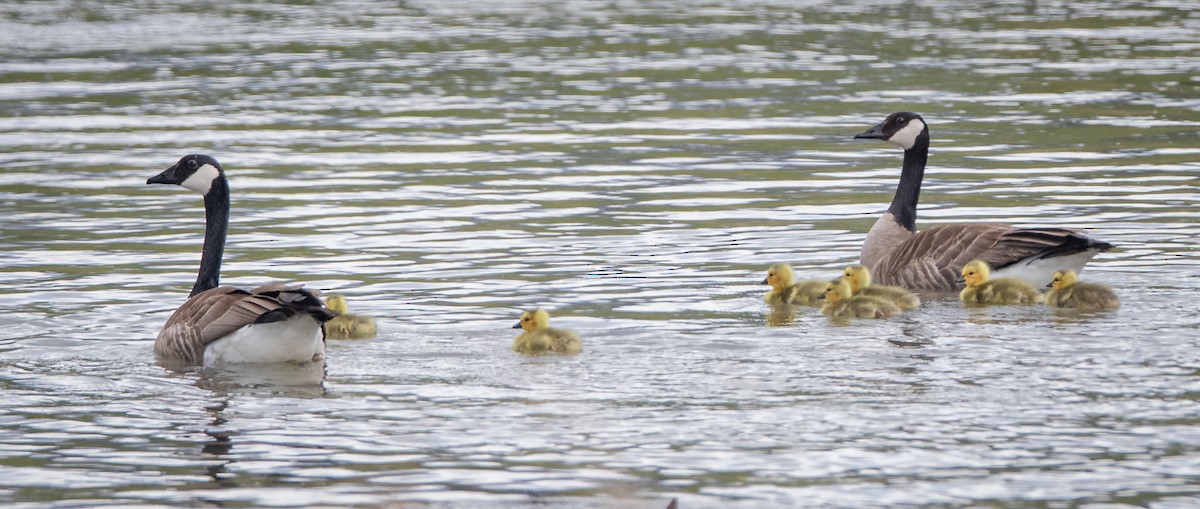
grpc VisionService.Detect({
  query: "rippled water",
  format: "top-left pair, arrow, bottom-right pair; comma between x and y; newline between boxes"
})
2,1 -> 1199,507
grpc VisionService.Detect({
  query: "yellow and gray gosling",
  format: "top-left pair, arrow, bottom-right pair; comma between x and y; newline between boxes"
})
841,265 -> 921,310
512,308 -> 582,355
323,294 -> 377,339
819,280 -> 901,319
959,259 -> 1043,306
1046,270 -> 1120,311
762,263 -> 826,306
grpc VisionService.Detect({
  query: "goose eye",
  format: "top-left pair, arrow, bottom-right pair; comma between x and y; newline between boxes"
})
186,159 -> 199,169
895,117 -> 906,125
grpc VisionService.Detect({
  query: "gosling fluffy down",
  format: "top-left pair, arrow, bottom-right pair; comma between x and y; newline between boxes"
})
819,280 -> 901,319
959,260 -> 1043,306
841,265 -> 921,310
762,263 -> 826,306
323,294 -> 378,339
512,308 -> 582,355
1046,270 -> 1120,311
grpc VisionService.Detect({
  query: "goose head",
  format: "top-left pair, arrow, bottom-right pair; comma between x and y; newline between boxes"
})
1048,270 -> 1078,290
513,308 -> 551,332
147,154 -> 225,195
960,259 -> 992,288
762,263 -> 796,290
818,280 -> 851,303
841,265 -> 872,293
855,112 -> 928,151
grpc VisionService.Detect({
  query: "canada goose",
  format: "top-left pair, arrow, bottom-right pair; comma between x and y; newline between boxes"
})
959,259 -> 1043,306
762,263 -> 826,306
853,112 -> 1113,292
840,264 -> 921,310
1045,270 -> 1120,311
147,154 -> 335,365
323,295 -> 378,339
818,280 -> 901,319
512,308 -> 582,354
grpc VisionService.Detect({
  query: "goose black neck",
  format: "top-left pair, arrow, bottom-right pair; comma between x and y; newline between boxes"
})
191,177 -> 230,296
888,135 -> 928,232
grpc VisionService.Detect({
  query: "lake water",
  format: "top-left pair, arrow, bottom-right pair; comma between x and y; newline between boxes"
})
1,1 -> 1199,507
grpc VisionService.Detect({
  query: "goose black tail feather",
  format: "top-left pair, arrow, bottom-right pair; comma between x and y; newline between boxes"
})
992,229 -> 1114,271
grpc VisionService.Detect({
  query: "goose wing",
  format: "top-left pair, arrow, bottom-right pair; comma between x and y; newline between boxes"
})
154,284 -> 334,364
873,224 -> 1111,292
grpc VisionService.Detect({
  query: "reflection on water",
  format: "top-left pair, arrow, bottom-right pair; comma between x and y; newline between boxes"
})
1,0 -> 1199,507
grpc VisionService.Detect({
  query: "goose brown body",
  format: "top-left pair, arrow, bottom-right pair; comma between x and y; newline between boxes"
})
156,284 -> 333,364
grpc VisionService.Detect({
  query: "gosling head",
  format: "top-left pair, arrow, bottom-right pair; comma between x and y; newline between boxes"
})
960,260 -> 992,288
1048,270 -> 1078,290
819,280 -> 852,303
325,294 -> 349,315
147,154 -> 226,196
513,308 -> 551,332
841,265 -> 872,293
854,112 -> 929,151
762,263 -> 796,290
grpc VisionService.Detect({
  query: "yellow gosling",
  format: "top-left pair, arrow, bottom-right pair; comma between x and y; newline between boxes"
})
1046,270 -> 1119,311
819,280 -> 901,319
323,294 -> 377,339
512,308 -> 581,355
762,263 -> 826,306
959,260 -> 1043,306
841,264 -> 921,310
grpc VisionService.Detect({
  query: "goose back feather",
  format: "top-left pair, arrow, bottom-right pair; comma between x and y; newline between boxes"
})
155,284 -> 335,365
868,222 -> 1111,292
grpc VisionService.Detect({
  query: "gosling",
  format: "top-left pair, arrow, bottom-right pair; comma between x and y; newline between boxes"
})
513,308 -> 582,355
819,280 -> 901,319
1045,270 -> 1120,311
959,260 -> 1043,306
323,294 -> 377,339
841,265 -> 921,310
762,263 -> 826,306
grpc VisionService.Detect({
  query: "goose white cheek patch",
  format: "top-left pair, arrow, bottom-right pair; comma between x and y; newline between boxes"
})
180,164 -> 219,195
887,119 -> 926,150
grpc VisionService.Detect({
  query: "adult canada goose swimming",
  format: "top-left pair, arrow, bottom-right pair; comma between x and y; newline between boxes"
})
853,112 -> 1113,292
147,154 -> 335,366
762,263 -> 826,306
512,308 -> 582,355
1045,269 -> 1120,311
959,259 -> 1043,306
323,294 -> 378,339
